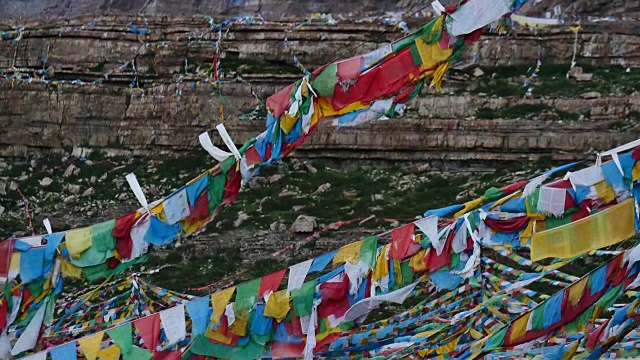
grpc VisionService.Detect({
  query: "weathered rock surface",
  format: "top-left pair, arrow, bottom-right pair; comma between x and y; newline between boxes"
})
2,0 -> 639,20
290,215 -> 316,233
2,79 -> 639,167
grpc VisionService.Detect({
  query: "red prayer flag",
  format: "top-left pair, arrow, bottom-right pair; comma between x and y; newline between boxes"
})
134,314 -> 161,351
389,223 -> 415,260
221,168 -> 241,207
188,193 -> 210,221
112,211 -> 137,259
271,342 -> 305,359
499,181 -> 528,194
155,351 -> 181,360
266,83 -> 295,117
336,56 -> 364,82
0,239 -> 14,279
259,269 -> 287,298
244,146 -> 262,167
586,320 -> 608,349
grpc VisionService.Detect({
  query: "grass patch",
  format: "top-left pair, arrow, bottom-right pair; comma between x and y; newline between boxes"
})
465,65 -> 640,98
144,245 -> 242,292
476,104 -> 551,119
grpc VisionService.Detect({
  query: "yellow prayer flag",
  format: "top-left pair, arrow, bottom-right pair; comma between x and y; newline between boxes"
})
632,162 -> 640,181
415,37 -> 453,70
530,198 -> 635,262
333,240 -> 363,265
454,197 -> 485,218
436,335 -> 461,355
409,249 -> 427,272
9,252 -> 20,275
264,290 -> 291,322
65,227 -> 92,259
508,312 -> 530,344
562,342 -> 579,360
393,260 -> 403,286
469,328 -> 483,340
594,181 -> 616,203
568,277 -> 588,307
180,218 -> 206,235
373,245 -> 390,281
229,313 -> 248,336
97,345 -> 121,360
430,62 -> 451,91
150,203 -> 166,222
205,327 -> 234,344
78,331 -> 104,360
60,258 -> 83,279
317,98 -> 367,118
280,112 -> 300,134
210,286 -> 236,325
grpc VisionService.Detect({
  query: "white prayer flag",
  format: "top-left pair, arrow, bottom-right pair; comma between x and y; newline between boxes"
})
12,301 -> 47,355
160,305 -> 186,346
287,259 -> 313,292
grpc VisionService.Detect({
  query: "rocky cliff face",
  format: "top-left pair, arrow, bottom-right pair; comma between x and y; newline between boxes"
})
2,0 -> 639,20
2,17 -> 640,169
2,18 -> 640,83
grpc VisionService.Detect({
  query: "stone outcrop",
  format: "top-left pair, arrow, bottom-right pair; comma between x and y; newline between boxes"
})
2,0 -> 639,20
2,16 -> 640,169
2,79 -> 639,168
2,17 -> 640,84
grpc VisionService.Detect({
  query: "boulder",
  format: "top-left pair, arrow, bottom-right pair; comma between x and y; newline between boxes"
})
580,91 -> 602,99
63,195 -> 77,204
290,215 -> 317,233
313,183 -> 331,195
39,177 -> 53,187
63,164 -> 79,178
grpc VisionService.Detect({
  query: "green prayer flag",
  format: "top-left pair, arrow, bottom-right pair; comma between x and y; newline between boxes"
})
531,306 -> 545,331
409,43 -> 422,66
26,279 -> 46,299
82,254 -> 148,281
595,284 -> 622,312
418,18 -> 443,43
400,260 -> 415,287
545,211 -> 575,230
220,156 -> 236,173
526,188 -> 541,214
124,346 -> 152,360
209,172 -> 227,213
392,33 -> 418,53
300,96 -> 312,116
235,278 -> 261,312
338,321 -> 355,331
70,244 -> 114,268
468,210 -> 478,230
450,253 -> 461,269
360,236 -> 378,268
312,64 -> 337,97
231,340 -> 265,360
91,220 -> 117,252
484,187 -> 504,201
107,323 -> 133,355
190,336 -> 234,358
292,280 -> 316,317
44,294 -> 55,327
484,327 -> 507,351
